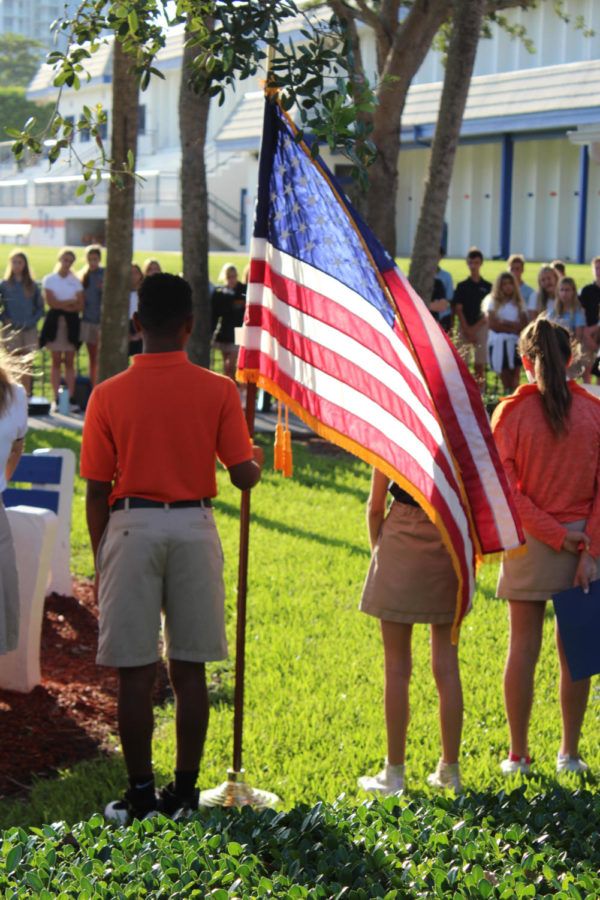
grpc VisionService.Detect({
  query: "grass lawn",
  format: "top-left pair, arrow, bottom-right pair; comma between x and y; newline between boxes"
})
2,431 -> 599,831
1,252 -> 599,895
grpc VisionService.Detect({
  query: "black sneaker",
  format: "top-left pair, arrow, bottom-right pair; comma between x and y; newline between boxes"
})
104,789 -> 158,825
157,782 -> 199,819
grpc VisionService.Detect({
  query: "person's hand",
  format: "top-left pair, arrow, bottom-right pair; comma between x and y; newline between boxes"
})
562,530 -> 590,555
574,550 -> 596,594
430,299 -> 448,314
252,444 -> 264,469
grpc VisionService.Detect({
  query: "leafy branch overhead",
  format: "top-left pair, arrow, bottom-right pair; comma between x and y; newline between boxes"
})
10,0 -> 379,195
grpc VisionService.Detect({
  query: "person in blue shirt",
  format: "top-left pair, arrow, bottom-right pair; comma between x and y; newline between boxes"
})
545,276 -> 585,379
435,247 -> 454,334
79,245 -> 104,389
508,254 -> 535,310
0,250 -> 43,396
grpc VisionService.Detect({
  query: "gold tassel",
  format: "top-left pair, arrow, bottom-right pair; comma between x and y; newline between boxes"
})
283,405 -> 293,477
274,401 -> 285,471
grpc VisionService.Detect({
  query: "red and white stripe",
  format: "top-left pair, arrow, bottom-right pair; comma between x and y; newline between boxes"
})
240,239 -> 522,620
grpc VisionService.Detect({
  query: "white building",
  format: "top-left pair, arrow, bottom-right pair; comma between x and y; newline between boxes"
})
0,0 -> 78,48
1,1 -> 599,260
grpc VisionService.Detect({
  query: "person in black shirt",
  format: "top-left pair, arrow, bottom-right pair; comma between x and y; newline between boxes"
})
453,247 -> 491,393
211,264 -> 247,381
580,256 -> 600,384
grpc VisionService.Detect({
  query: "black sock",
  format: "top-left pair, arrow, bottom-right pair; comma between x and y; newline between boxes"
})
128,774 -> 156,812
174,769 -> 198,798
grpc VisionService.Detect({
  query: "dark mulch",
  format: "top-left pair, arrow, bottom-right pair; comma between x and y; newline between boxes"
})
0,580 -> 171,797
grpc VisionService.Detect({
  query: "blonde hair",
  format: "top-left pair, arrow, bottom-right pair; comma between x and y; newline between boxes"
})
53,246 -> 77,273
3,249 -> 36,297
217,262 -> 237,283
142,258 -> 161,276
489,271 -> 526,315
519,318 -> 572,436
0,336 -> 33,417
554,276 -> 581,320
536,265 -> 558,315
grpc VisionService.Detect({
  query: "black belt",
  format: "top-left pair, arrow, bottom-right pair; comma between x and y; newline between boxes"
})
111,497 -> 212,511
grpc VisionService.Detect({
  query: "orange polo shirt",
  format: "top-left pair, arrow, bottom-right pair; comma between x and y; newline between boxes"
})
80,351 -> 253,505
492,382 -> 600,558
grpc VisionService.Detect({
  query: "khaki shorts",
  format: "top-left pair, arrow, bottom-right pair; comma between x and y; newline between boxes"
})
457,322 -> 488,367
2,325 -> 38,354
96,506 -> 228,667
360,501 -> 458,625
497,520 -> 599,601
80,321 -> 100,345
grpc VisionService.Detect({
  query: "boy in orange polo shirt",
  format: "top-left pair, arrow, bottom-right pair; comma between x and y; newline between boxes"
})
80,273 -> 262,822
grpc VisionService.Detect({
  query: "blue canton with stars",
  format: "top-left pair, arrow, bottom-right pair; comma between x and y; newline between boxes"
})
254,102 -> 396,328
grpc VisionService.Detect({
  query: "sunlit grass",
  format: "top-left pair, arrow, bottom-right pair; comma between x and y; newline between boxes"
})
2,432 -> 599,831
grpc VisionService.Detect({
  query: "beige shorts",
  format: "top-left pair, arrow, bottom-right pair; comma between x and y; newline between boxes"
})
360,501 -> 458,624
80,321 -> 100,345
497,520 -> 599,601
0,505 -> 19,655
457,322 -> 488,366
96,506 -> 227,667
3,325 -> 38,354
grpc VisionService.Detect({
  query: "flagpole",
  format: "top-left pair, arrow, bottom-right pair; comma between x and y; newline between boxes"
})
199,44 -> 279,810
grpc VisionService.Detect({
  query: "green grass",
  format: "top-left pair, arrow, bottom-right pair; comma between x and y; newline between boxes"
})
2,433 -> 599,834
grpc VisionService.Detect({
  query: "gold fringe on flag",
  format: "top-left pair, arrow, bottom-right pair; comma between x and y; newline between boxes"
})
274,401 -> 285,472
283,405 -> 293,477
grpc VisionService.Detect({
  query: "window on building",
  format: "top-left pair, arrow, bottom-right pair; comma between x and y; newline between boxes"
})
138,105 -> 146,135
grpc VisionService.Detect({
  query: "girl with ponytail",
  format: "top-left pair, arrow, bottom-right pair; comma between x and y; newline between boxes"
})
491,318 -> 600,777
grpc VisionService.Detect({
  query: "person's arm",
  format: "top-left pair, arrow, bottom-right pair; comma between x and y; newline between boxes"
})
43,287 -> 60,310
367,467 -> 389,552
228,444 -> 263,491
455,304 -> 474,342
5,437 -> 25,482
60,289 -> 84,312
492,412 -> 570,551
86,479 -> 112,561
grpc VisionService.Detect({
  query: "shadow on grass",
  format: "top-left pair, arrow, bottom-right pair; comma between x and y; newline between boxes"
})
215,500 -> 370,556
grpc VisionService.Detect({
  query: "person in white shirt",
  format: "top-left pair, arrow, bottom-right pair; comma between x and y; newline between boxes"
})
40,248 -> 84,411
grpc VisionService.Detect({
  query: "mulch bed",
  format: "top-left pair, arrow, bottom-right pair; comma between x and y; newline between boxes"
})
0,580 -> 171,798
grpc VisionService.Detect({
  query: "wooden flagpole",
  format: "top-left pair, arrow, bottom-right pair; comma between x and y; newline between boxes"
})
199,44 -> 279,809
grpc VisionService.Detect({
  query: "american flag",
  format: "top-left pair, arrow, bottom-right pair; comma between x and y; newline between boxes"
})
237,99 -> 524,636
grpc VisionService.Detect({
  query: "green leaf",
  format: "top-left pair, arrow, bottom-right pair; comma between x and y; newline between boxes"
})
75,183 -> 87,196
6,844 -> 23,873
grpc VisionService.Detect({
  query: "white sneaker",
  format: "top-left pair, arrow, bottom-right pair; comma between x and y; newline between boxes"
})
500,756 -> 531,776
358,760 -> 405,796
427,759 -> 462,793
556,754 -> 589,774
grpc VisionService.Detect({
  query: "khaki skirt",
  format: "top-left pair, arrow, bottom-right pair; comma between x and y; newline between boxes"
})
46,315 -> 77,353
359,501 -> 457,625
497,519 -> 599,601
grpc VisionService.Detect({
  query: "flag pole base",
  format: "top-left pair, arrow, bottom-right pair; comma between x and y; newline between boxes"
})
199,769 -> 280,809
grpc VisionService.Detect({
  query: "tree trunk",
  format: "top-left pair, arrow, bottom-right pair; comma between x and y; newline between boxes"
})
98,39 -> 139,383
327,0 -> 451,254
408,0 -> 486,303
179,23 -> 211,369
